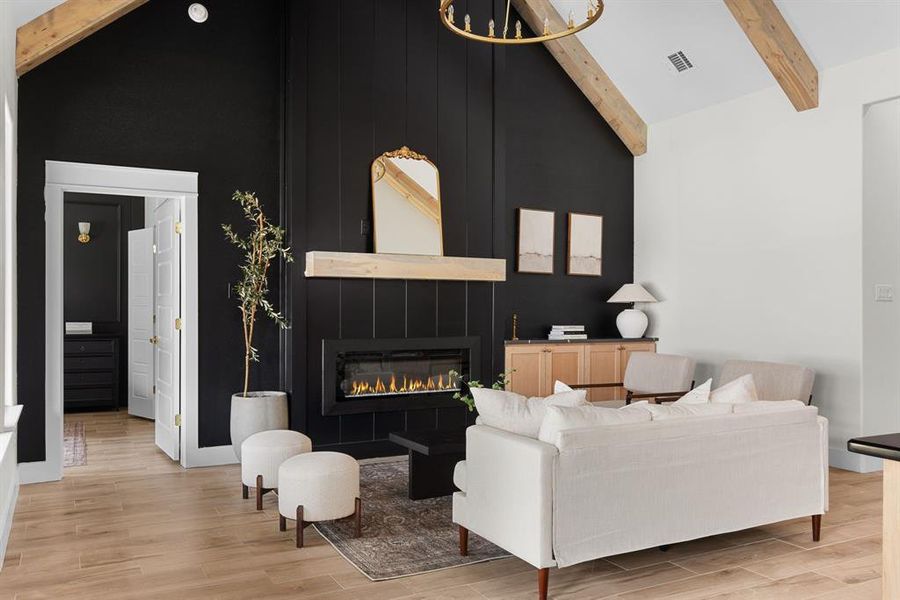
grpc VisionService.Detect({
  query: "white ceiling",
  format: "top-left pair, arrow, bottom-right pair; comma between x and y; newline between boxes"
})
12,0 -> 65,27
551,0 -> 900,123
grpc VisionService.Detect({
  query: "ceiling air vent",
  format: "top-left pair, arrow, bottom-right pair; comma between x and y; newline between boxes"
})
667,50 -> 694,73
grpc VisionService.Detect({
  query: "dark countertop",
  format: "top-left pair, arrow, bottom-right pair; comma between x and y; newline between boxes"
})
505,337 -> 658,345
848,434 -> 900,462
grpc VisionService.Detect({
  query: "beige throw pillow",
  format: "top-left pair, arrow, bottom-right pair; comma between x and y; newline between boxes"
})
472,388 -> 589,438
710,374 -> 759,404
673,379 -> 712,404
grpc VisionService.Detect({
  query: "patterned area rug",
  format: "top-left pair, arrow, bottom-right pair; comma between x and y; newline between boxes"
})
314,459 -> 509,581
64,421 -> 87,467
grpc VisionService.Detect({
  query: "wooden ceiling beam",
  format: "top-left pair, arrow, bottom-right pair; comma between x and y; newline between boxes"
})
724,0 -> 818,111
511,0 -> 648,156
16,0 -> 148,76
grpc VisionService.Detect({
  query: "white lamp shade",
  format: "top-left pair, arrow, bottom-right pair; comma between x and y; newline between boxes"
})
78,222 -> 91,235
608,283 -> 657,304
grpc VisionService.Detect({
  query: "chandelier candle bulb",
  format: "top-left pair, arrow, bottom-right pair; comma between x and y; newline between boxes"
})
447,4 -> 454,24
515,20 -> 522,39
568,10 -> 575,29
543,16 -> 550,35
488,18 -> 495,37
464,13 -> 471,32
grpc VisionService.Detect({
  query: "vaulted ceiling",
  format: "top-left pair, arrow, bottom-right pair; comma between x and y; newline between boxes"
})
551,0 -> 900,124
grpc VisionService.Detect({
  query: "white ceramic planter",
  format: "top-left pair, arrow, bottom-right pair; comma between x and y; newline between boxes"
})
230,391 -> 289,460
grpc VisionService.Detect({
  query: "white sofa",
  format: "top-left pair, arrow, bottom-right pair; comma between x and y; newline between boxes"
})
452,405 -> 828,600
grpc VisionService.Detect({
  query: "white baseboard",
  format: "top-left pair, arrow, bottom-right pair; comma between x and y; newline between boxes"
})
186,444 -> 237,468
829,447 -> 864,473
18,460 -> 60,484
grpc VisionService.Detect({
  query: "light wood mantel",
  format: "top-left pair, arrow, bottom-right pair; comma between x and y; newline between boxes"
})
304,251 -> 506,282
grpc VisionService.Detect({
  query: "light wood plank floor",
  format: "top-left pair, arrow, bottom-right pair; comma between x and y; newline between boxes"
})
0,411 -> 884,599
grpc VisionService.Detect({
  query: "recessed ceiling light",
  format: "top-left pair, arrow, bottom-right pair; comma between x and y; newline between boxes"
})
188,3 -> 208,24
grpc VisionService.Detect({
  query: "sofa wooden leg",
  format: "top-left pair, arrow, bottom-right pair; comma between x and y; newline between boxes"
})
256,475 -> 264,511
279,514 -> 286,532
354,498 -> 362,538
812,514 -> 822,542
537,568 -> 549,600
242,484 -> 249,499
296,505 -> 305,548
459,525 -> 469,557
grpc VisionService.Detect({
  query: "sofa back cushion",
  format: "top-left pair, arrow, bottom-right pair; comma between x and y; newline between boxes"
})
646,402 -> 733,420
472,388 -> 588,438
537,403 -> 651,445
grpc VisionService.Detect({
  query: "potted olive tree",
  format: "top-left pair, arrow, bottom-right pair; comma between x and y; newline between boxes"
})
222,191 -> 293,459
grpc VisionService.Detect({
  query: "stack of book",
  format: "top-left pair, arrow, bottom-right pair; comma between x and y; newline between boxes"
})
548,325 -> 587,340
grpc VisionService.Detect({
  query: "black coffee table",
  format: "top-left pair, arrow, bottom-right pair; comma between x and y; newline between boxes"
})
388,429 -> 466,500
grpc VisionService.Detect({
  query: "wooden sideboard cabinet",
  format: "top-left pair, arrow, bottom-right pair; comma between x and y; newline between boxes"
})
504,339 -> 657,401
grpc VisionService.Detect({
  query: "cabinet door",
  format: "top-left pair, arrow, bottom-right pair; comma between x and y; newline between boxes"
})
505,345 -> 546,397
618,341 -> 658,392
584,344 -> 620,402
546,344 -> 584,396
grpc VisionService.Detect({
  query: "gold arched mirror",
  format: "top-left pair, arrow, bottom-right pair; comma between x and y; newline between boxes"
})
371,146 -> 444,256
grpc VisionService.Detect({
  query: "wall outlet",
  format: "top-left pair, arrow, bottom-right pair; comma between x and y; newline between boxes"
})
875,284 -> 894,302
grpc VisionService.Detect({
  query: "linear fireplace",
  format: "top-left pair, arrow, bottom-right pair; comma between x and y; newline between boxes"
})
322,337 -> 480,416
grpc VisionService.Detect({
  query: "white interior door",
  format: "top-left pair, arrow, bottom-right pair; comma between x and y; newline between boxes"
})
128,228 -> 155,419
153,198 -> 181,460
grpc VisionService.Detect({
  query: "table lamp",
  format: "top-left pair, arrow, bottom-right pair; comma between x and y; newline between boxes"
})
608,283 -> 658,338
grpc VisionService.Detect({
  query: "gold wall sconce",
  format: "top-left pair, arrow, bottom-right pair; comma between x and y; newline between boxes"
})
77,222 -> 91,244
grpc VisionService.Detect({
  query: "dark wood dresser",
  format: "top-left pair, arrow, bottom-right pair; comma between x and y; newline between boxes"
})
64,335 -> 120,411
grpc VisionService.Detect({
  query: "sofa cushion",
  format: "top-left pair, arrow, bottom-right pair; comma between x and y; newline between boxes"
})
646,402 -> 733,420
733,399 -> 808,413
710,374 -> 758,404
453,460 -> 467,492
673,379 -> 712,404
538,404 -> 651,445
472,388 -> 589,438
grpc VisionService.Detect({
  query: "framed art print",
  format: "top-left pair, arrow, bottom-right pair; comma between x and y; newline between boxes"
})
517,208 -> 554,274
567,213 -> 603,276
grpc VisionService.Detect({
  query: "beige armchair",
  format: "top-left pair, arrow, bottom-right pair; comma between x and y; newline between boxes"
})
574,352 -> 696,404
719,360 -> 816,405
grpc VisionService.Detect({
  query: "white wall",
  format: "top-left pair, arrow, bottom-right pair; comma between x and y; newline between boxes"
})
0,0 -> 18,571
635,49 -> 900,473
861,97 -> 900,471
1,0 -> 18,410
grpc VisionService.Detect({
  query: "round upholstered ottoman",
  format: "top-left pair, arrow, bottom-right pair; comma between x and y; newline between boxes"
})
241,430 -> 312,510
277,452 -> 361,548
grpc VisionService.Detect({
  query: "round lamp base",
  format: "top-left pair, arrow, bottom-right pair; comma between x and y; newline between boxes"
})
616,309 -> 649,339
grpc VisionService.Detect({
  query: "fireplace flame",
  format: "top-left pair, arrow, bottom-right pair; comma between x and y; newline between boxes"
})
347,372 -> 459,397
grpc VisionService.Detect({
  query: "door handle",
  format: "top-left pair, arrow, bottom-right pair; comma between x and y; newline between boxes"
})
150,336 -> 160,345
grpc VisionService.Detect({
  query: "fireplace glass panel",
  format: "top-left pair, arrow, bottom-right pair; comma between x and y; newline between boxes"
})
337,348 -> 466,402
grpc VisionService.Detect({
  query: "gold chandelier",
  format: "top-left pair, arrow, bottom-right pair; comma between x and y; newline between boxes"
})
439,0 -> 603,45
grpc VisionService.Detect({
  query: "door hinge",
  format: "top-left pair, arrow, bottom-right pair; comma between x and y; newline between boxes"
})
175,318 -> 182,331
152,244 -> 157,254
153,314 -> 156,324
175,414 -> 182,427
152,385 -> 156,395
175,221 -> 183,235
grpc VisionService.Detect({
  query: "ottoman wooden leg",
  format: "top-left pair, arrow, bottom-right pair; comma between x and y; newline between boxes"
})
279,514 -> 287,532
296,505 -> 305,548
242,484 -> 249,500
256,475 -> 264,511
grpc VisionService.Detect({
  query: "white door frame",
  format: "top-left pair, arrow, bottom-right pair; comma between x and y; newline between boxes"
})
20,160 -> 234,484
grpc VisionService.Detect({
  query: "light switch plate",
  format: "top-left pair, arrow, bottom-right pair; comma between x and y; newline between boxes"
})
875,284 -> 894,302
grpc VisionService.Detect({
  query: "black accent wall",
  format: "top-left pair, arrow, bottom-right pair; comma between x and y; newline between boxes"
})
17,0 -> 633,462
64,192 -> 144,408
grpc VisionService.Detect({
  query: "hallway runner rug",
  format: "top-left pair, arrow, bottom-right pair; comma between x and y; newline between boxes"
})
64,421 -> 87,467
314,458 -> 509,580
